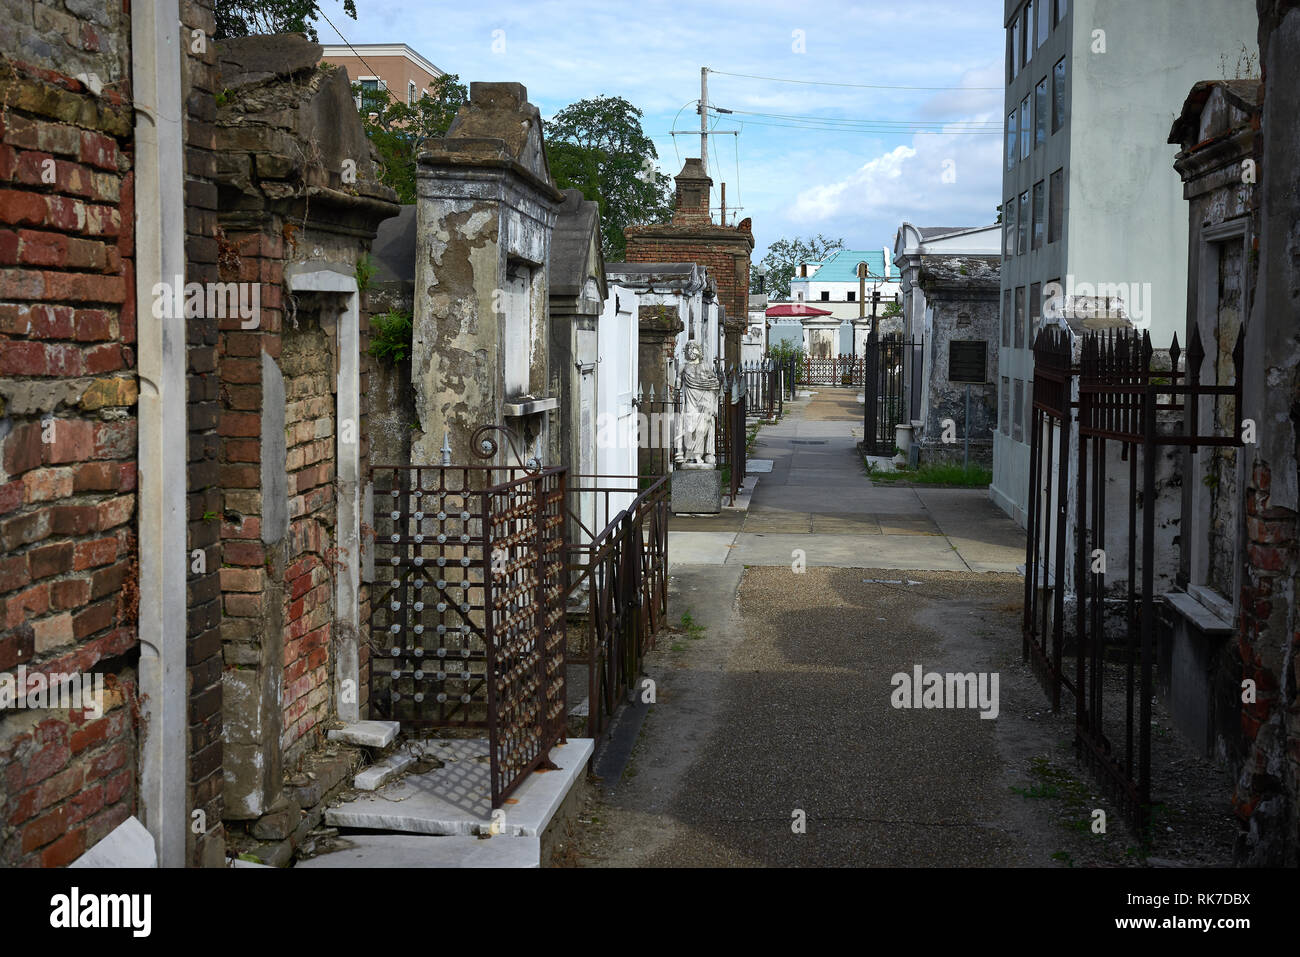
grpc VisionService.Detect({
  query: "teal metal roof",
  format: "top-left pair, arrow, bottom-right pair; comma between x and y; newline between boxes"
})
790,248 -> 899,284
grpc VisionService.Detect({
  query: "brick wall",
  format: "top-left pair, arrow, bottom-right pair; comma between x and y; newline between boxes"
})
181,0 -> 226,866
623,234 -> 751,331
280,308 -> 334,753
0,0 -> 139,866
1233,461 -> 1299,862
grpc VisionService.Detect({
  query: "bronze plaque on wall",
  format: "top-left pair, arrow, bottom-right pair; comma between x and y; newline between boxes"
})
949,340 -> 987,383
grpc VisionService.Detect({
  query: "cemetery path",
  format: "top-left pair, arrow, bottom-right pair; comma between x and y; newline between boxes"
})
667,388 -> 1025,572
562,393 -> 1237,868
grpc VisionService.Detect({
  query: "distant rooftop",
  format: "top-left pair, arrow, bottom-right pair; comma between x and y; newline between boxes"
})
791,248 -> 900,284
320,43 -> 444,78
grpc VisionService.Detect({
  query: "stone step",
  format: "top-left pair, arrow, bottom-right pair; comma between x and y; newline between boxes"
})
295,834 -> 539,868
324,738 -> 593,838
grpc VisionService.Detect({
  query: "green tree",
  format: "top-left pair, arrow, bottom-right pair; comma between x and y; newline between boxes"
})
214,0 -> 355,41
353,74 -> 469,204
544,96 -> 673,261
757,235 -> 845,300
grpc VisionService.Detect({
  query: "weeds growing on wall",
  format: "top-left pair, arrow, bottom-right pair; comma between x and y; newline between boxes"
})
368,309 -> 413,364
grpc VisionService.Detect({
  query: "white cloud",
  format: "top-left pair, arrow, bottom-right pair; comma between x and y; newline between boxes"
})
792,145 -> 918,220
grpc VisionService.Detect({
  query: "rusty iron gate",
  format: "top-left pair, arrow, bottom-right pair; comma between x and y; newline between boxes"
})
1025,325 -> 1242,834
564,474 -> 669,741
1023,327 -> 1075,709
367,429 -> 568,809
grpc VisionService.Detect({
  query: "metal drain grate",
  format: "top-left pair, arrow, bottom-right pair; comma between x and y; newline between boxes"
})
790,440 -> 828,445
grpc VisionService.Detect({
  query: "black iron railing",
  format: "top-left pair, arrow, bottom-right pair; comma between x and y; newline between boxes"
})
803,353 -> 865,386
563,474 -> 669,744
863,334 -> 923,454
1025,324 -> 1244,835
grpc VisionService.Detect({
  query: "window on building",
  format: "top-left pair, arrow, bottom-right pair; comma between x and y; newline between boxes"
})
1054,0 -> 1068,26
1033,180 -> 1046,249
1001,377 -> 1011,435
1035,78 -> 1047,148
408,80 -> 417,105
1024,2 -> 1034,66
1038,0 -> 1050,45
1015,286 -> 1026,348
1013,379 -> 1025,442
1002,290 -> 1012,347
820,290 -> 830,301
1006,110 -> 1017,171
355,77 -> 380,110
1020,96 -> 1031,159
1049,168 -> 1064,243
847,291 -> 855,302
1030,281 -> 1042,342
1052,57 -> 1066,133
1018,190 -> 1029,255
1024,379 -> 1034,442
1004,200 -> 1016,258
1011,12 -> 1022,80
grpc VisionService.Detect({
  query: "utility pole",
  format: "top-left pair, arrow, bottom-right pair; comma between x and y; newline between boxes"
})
700,67 -> 709,177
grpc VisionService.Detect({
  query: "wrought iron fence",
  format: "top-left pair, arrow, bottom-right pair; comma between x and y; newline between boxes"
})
803,353 -> 865,386
367,441 -> 567,808
740,359 -> 783,419
563,474 -> 669,742
1024,325 -> 1243,834
723,368 -> 747,503
863,334 -> 923,454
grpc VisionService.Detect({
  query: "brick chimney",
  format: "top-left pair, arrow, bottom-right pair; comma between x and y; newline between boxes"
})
671,158 -> 712,225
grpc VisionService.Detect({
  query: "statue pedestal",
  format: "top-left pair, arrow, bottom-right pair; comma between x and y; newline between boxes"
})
671,469 -> 721,514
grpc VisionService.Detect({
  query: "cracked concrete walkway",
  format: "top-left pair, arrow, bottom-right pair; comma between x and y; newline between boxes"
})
668,390 -> 1025,573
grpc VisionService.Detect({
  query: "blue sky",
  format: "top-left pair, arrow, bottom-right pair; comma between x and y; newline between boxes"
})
324,0 -> 1007,259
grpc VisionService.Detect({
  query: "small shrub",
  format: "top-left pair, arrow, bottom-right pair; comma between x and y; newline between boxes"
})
369,309 -> 413,364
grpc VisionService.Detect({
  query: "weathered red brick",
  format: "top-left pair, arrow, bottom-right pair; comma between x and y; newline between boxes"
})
28,541 -> 73,579
72,537 -> 117,570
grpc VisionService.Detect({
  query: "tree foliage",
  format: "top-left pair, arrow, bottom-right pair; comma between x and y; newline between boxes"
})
544,96 -> 672,261
354,74 -> 469,204
214,0 -> 355,41
757,235 -> 846,300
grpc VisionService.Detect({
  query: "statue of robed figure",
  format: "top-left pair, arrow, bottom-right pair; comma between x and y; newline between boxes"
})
674,340 -> 719,469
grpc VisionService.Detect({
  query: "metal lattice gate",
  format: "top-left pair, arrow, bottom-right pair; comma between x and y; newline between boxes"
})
367,449 -> 567,808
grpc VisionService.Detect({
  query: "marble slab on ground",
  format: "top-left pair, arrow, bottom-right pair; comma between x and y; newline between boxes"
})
296,834 -> 539,868
324,738 -> 593,837
746,459 -> 774,473
353,750 -> 415,790
328,720 -> 399,748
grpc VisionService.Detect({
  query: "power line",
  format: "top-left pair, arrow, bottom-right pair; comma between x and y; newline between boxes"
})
318,5 -> 405,110
679,116 -> 1000,135
708,68 -> 1002,92
719,107 -> 999,130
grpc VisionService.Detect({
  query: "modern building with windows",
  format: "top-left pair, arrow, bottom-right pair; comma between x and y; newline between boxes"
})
320,43 -> 445,108
991,0 -> 1258,525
